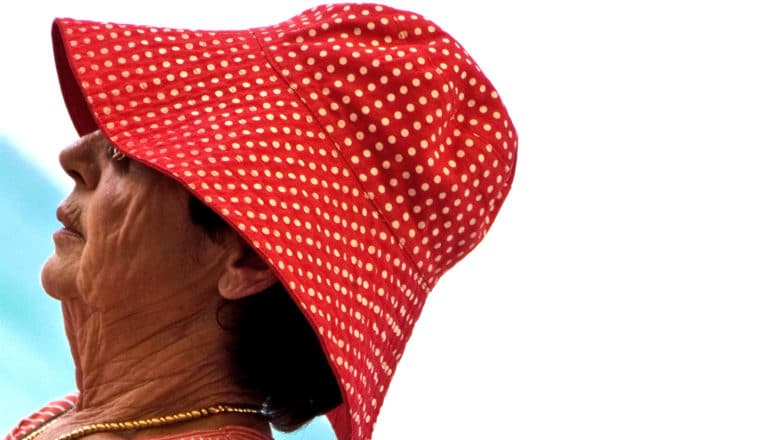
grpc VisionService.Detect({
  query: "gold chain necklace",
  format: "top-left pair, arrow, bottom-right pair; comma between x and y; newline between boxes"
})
21,404 -> 262,440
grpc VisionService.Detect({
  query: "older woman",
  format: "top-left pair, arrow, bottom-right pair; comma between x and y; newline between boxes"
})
7,3 -> 517,440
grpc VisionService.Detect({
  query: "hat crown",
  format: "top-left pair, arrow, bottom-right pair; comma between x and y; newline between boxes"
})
258,4 -> 517,288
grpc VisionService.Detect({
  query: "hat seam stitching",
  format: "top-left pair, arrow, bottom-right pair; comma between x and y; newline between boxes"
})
247,22 -> 418,440
248,26 -> 431,293
417,22 -> 511,168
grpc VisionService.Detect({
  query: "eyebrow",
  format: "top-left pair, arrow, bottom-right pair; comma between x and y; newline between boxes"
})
80,130 -> 116,157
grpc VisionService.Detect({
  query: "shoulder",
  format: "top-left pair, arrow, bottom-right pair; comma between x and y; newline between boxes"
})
150,426 -> 273,440
4,393 -> 78,440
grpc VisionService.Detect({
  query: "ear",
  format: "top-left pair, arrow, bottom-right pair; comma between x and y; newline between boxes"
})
218,245 -> 278,300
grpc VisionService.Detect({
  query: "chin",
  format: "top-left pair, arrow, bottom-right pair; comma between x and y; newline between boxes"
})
41,254 -> 79,301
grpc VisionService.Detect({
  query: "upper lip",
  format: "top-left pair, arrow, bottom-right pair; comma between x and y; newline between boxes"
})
56,205 -> 83,237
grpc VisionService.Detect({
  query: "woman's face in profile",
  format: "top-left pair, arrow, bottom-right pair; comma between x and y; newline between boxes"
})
41,130 -> 230,311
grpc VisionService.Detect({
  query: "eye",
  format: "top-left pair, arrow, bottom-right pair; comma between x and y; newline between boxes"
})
106,145 -> 126,161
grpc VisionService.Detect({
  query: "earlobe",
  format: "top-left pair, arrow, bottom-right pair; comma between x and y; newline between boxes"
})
218,248 -> 278,300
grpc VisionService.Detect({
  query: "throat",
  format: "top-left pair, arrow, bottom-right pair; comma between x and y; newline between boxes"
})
60,297 -> 261,420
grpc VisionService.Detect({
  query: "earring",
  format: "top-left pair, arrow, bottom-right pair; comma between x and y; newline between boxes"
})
260,397 -> 276,418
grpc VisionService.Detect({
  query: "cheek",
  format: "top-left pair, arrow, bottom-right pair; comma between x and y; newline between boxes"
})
78,187 -> 194,302
75,185 -> 221,307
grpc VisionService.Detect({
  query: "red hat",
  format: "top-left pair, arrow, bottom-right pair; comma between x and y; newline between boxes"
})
51,3 -> 517,439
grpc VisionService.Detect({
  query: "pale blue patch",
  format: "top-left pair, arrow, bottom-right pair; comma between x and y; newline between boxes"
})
0,136 -> 74,433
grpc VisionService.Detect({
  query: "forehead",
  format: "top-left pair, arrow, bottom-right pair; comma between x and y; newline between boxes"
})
71,130 -> 169,186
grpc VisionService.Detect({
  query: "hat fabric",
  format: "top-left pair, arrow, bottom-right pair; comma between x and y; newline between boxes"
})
51,3 -> 517,439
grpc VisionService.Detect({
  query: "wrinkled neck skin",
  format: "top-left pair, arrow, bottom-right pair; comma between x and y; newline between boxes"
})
59,289 -> 264,432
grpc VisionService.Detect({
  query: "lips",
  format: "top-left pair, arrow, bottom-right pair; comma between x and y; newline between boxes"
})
56,205 -> 84,238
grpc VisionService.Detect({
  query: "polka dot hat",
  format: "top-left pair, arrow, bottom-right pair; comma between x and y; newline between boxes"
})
51,3 -> 517,439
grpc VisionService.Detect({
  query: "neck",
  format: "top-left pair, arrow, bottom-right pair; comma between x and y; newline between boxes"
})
61,294 -> 260,422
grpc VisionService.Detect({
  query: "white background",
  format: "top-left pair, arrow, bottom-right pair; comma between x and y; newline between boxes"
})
2,1 -> 769,439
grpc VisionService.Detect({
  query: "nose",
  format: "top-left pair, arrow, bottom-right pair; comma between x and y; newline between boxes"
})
59,133 -> 101,188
